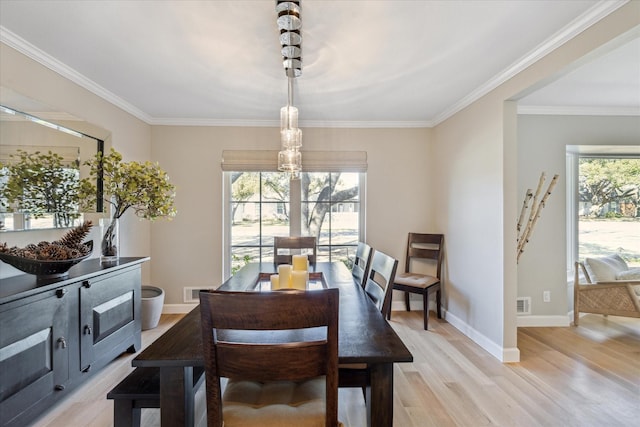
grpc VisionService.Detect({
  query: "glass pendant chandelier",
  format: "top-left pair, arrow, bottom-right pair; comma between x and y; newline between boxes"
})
276,0 -> 302,178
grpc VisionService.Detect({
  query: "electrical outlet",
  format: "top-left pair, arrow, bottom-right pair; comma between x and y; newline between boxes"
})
543,290 -> 551,302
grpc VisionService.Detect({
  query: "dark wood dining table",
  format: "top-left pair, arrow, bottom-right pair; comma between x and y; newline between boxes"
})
133,262 -> 413,427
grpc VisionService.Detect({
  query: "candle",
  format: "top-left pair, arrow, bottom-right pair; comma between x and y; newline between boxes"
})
291,270 -> 308,290
278,264 -> 292,288
270,274 -> 280,290
292,254 -> 308,271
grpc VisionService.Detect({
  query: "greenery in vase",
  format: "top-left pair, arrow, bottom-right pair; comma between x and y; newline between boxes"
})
0,149 -> 93,227
80,148 -> 177,257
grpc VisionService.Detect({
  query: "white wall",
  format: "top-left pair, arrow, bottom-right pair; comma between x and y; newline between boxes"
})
432,3 -> 639,361
150,126 -> 434,307
517,114 -> 640,324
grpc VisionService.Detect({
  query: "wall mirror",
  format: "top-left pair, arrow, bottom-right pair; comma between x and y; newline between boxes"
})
0,87 -> 107,232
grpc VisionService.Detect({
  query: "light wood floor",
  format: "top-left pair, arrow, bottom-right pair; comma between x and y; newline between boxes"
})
31,311 -> 640,427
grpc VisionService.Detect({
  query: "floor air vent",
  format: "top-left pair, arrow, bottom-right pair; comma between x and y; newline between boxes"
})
183,287 -> 216,303
516,297 -> 531,315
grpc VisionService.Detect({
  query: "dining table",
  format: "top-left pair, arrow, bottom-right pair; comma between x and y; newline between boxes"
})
132,261 -> 413,427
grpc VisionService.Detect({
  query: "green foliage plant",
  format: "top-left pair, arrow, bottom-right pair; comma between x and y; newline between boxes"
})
81,148 -> 177,222
0,149 -> 92,227
80,148 -> 176,257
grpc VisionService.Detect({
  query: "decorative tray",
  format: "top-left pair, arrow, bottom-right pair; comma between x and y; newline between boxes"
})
256,271 -> 327,291
0,241 -> 93,279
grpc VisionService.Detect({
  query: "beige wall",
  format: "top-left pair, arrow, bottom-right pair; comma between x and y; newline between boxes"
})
432,3 -> 639,361
1,43 -> 153,281
150,126 -> 433,306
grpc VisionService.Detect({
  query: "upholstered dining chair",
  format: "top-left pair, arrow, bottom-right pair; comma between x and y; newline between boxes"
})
339,249 -> 398,418
389,233 -> 444,330
351,241 -> 373,288
273,236 -> 317,265
199,288 -> 340,427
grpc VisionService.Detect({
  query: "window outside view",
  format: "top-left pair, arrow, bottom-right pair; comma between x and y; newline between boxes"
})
229,171 -> 362,274
578,158 -> 640,267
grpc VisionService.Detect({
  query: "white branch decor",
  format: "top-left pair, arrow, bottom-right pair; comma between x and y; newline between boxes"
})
517,172 -> 559,263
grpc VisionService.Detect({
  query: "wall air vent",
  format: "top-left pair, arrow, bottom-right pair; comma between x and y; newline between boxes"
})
516,297 -> 531,315
183,287 -> 216,303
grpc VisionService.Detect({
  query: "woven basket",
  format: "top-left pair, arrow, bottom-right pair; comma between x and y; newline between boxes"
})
0,241 -> 93,278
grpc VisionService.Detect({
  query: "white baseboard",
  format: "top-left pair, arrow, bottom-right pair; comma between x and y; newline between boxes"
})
444,310 -> 519,362
162,303 -> 197,314
391,299 -> 520,362
516,315 -> 571,327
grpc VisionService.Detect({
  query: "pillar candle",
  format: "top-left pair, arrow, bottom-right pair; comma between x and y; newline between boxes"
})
270,274 -> 280,290
278,264 -> 292,288
292,254 -> 308,271
291,270 -> 307,290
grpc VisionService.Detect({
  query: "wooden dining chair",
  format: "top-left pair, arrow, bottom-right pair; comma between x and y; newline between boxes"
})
351,241 -> 373,288
273,236 -> 317,265
339,249 -> 397,421
362,250 -> 399,318
199,288 -> 340,427
389,233 -> 444,330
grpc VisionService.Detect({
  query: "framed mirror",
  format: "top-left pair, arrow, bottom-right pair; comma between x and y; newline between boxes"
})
0,87 -> 108,232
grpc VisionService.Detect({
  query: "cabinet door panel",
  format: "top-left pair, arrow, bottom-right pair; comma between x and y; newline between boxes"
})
0,289 -> 68,425
80,267 -> 140,370
93,291 -> 134,342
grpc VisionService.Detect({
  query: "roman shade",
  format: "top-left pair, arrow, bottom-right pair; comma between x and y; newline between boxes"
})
221,150 -> 367,172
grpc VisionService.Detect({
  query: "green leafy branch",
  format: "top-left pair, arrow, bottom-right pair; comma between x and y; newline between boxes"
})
80,148 -> 177,222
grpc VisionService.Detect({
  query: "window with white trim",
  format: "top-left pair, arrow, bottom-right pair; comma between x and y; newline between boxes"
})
222,151 -> 367,276
567,148 -> 639,270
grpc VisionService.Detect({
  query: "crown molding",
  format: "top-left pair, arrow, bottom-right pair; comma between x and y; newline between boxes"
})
149,117 -> 434,128
1,0 -> 629,128
1,26 -> 154,124
431,0 -> 629,126
518,105 -> 640,116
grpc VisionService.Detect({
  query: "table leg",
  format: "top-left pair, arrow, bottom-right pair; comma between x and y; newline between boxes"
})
369,363 -> 393,427
160,367 -> 195,427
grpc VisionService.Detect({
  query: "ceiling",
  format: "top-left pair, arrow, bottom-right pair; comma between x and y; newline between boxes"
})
0,1 -> 638,128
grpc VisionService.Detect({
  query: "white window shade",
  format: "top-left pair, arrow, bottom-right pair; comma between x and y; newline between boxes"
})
221,150 -> 367,173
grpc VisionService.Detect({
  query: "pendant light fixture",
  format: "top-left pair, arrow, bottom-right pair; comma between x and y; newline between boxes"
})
276,0 -> 302,178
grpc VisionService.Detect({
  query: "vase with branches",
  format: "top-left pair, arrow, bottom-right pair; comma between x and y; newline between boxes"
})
80,148 -> 176,261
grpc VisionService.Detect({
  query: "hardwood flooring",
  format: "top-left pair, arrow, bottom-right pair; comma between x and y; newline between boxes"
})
31,311 -> 639,427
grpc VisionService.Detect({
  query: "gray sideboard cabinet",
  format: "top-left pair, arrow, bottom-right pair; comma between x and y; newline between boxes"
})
0,257 -> 149,427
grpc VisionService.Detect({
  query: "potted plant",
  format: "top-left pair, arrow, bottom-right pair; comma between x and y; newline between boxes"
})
80,148 -> 176,261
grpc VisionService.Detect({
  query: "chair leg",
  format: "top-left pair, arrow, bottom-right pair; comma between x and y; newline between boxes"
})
422,291 -> 429,330
435,287 -> 442,319
113,400 -> 140,427
404,291 -> 411,311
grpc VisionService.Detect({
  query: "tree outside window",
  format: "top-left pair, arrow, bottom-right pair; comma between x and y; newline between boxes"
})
229,171 -> 363,274
578,157 -> 640,265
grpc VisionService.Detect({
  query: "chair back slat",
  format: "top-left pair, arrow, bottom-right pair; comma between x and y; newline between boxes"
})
217,341 -> 327,381
274,236 -> 317,264
352,241 -> 373,288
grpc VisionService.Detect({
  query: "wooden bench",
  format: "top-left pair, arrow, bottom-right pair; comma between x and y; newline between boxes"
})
107,366 -> 205,427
